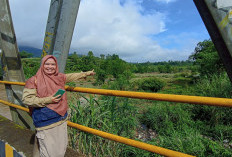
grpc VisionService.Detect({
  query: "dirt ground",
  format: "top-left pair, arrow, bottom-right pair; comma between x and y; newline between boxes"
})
0,84 -> 12,120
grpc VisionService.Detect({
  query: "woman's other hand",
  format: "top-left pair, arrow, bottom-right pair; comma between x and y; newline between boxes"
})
51,94 -> 62,103
87,69 -> 96,76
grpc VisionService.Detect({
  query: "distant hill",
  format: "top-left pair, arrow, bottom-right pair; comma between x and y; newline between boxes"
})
18,46 -> 42,57
18,45 -> 85,58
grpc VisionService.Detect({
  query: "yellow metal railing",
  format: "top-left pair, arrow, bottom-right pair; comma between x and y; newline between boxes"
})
0,99 -> 194,157
2,80 -> 232,157
1,80 -> 232,107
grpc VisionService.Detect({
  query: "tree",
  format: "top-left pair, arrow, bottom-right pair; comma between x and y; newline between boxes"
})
68,52 -> 78,61
19,51 -> 33,58
100,54 -> 105,59
88,51 -> 94,57
66,52 -> 81,72
189,40 -> 224,76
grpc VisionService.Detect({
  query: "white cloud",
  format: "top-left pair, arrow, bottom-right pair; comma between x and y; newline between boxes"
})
71,0 -> 169,62
154,0 -> 177,4
9,0 -> 50,48
8,0 -> 194,62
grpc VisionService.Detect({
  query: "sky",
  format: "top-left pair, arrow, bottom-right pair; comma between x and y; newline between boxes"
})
9,0 -> 210,62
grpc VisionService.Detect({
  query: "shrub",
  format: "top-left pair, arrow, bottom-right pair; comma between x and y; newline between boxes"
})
107,74 -> 131,90
138,77 -> 165,92
95,69 -> 107,84
140,103 -> 193,134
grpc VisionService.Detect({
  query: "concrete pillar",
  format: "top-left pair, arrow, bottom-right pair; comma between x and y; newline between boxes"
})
42,0 -> 81,73
0,0 -> 34,129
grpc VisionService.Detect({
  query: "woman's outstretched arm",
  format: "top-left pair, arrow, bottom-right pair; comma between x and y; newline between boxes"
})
65,70 -> 95,83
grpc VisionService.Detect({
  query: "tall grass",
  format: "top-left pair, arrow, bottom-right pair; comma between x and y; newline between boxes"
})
68,94 -> 138,156
139,103 -> 232,157
138,73 -> 232,156
189,73 -> 232,98
186,73 -> 232,141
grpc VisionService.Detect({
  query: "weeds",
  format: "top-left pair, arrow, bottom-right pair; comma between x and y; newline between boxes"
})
140,102 -> 232,156
68,94 -> 138,156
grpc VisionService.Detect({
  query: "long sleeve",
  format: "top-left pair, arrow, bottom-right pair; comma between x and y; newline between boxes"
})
65,72 -> 90,83
22,88 -> 53,107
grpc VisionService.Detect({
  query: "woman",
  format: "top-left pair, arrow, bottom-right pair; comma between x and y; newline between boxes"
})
22,55 -> 95,157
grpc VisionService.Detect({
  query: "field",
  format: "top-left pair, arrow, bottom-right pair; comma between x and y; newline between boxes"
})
65,71 -> 232,157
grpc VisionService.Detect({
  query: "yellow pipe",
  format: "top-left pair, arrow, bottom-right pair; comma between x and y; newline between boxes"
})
67,121 -> 195,157
0,99 -> 29,112
65,86 -> 232,107
0,98 -> 194,157
0,80 -> 232,107
0,81 -> 25,86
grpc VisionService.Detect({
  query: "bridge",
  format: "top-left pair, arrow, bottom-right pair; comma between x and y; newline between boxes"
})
0,0 -> 232,156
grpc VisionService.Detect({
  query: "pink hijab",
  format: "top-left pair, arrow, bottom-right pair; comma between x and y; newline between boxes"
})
25,55 -> 67,116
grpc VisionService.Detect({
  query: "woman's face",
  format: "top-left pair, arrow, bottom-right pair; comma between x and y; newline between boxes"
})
44,58 -> 56,75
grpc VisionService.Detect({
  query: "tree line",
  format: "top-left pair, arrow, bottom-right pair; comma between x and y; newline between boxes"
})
20,39 -> 226,82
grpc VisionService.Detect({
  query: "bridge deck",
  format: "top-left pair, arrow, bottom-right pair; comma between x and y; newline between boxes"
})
0,115 -> 83,157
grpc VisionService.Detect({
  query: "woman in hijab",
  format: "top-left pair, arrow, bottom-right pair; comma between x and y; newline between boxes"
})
22,55 -> 95,157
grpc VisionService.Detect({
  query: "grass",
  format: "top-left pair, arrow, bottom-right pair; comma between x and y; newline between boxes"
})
68,93 -> 138,156
137,72 -> 232,156
139,102 -> 232,157
65,71 -> 232,156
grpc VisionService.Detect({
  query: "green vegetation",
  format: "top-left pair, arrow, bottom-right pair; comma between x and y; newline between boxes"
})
189,39 -> 225,76
22,58 -> 40,78
132,60 -> 192,74
19,51 -> 33,58
21,39 -> 232,156
68,95 -> 138,156
135,77 -> 165,92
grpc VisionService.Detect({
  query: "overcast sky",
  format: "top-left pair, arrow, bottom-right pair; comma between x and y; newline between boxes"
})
9,0 -> 210,62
